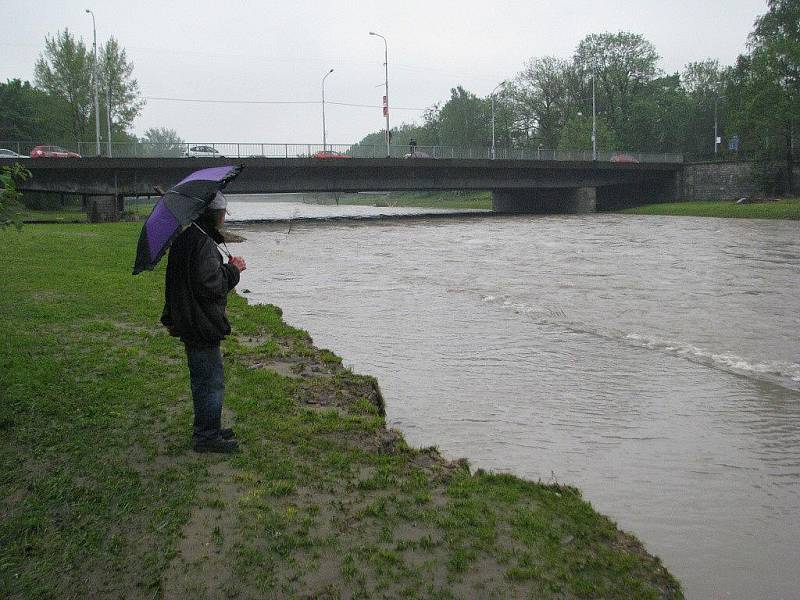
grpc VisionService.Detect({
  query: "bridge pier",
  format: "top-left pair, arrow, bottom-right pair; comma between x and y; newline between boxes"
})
492,187 -> 596,214
86,194 -> 124,223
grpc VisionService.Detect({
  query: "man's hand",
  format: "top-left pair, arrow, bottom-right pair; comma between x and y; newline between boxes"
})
229,256 -> 247,272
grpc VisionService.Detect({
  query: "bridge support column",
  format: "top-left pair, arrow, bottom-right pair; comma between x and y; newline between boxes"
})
86,194 -> 123,223
492,187 -> 596,214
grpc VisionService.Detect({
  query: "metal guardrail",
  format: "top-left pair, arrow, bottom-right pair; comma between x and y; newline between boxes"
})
0,140 -> 683,163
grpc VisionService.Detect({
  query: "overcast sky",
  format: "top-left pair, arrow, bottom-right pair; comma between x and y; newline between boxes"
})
3,0 -> 768,144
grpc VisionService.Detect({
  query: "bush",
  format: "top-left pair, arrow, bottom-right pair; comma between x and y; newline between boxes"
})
21,191 -> 82,210
1,163 -> 31,228
752,160 -> 788,195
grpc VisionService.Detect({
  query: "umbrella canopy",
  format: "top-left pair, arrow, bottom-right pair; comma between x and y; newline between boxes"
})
132,165 -> 242,275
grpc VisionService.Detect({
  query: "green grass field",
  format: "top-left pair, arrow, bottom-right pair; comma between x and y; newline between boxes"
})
12,206 -> 87,223
339,191 -> 492,210
1,223 -> 683,598
4,199 -> 154,224
619,198 -> 800,219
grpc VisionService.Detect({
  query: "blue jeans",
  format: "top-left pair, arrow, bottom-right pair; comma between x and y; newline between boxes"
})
185,344 -> 224,442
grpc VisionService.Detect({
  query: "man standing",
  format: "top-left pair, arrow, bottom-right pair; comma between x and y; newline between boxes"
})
161,192 -> 246,453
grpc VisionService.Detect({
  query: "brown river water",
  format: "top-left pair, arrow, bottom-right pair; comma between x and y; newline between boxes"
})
227,199 -> 800,599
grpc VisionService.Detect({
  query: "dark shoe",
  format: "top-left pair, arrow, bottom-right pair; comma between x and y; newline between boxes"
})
193,437 -> 239,454
220,428 -> 236,440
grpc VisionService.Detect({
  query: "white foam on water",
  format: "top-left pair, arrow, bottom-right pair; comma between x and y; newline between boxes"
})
480,294 -> 800,391
624,332 -> 800,389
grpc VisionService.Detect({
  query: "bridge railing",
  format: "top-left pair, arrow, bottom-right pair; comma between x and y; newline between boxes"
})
0,140 -> 683,163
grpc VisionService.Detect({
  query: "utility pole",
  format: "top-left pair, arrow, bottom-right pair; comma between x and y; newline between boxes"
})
86,9 -> 100,156
322,69 -> 334,151
491,81 -> 506,160
592,72 -> 597,162
106,70 -> 112,157
369,32 -> 390,157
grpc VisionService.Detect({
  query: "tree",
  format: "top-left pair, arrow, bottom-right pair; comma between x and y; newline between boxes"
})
488,90 -> 515,153
99,37 -> 145,136
435,86 -> 491,148
747,0 -> 800,192
418,103 -> 443,145
557,114 -> 618,152
573,32 -> 660,145
0,79 -> 72,141
141,127 -> 184,157
509,57 -> 574,148
625,74 -> 693,153
34,29 -> 93,140
682,59 -> 724,96
681,60 -> 725,156
1,164 -> 31,230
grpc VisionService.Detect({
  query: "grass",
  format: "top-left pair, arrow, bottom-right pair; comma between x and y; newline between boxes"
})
339,190 -> 492,210
619,198 -> 800,219
0,223 -> 682,599
5,199 -> 155,224
10,204 -> 87,223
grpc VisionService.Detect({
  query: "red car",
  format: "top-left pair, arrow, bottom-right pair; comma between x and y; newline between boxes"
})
30,145 -> 82,159
312,150 -> 352,159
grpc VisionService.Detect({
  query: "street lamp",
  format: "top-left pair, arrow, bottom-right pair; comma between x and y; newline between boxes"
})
714,95 -> 725,154
591,73 -> 597,161
491,81 -> 506,160
322,68 -> 334,151
369,31 -> 390,157
106,70 -> 112,157
85,9 -> 100,156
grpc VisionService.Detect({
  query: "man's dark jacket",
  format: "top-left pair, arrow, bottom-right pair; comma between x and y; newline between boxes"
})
161,225 -> 240,347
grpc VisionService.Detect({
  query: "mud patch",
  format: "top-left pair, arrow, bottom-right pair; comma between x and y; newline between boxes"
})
161,460 -> 244,599
248,359 -> 307,378
295,372 -> 385,416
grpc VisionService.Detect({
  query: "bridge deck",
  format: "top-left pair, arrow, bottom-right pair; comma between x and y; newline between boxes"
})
3,157 -> 682,197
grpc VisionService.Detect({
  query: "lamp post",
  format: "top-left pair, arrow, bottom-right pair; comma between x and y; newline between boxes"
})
85,9 -> 100,156
592,72 -> 597,162
106,70 -> 112,157
321,68 -> 334,152
491,81 -> 506,160
369,31 -> 390,157
714,95 -> 724,154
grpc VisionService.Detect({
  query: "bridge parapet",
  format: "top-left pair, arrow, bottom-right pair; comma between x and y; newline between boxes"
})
0,139 -> 683,163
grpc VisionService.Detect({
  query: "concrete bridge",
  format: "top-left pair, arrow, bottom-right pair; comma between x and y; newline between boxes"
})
3,156 -> 682,216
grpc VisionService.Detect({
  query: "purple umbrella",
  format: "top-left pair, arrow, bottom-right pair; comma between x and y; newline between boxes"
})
132,165 -> 242,275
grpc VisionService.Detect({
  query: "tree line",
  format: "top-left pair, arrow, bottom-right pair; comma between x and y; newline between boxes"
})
355,0 -> 798,193
0,29 -> 180,153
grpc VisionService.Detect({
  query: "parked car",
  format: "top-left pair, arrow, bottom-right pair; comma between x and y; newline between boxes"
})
312,150 -> 352,159
609,153 -> 639,164
184,145 -> 224,158
0,148 -> 29,159
30,145 -> 81,159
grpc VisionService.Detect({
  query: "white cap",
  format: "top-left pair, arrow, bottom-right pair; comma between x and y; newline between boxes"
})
209,191 -> 227,209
